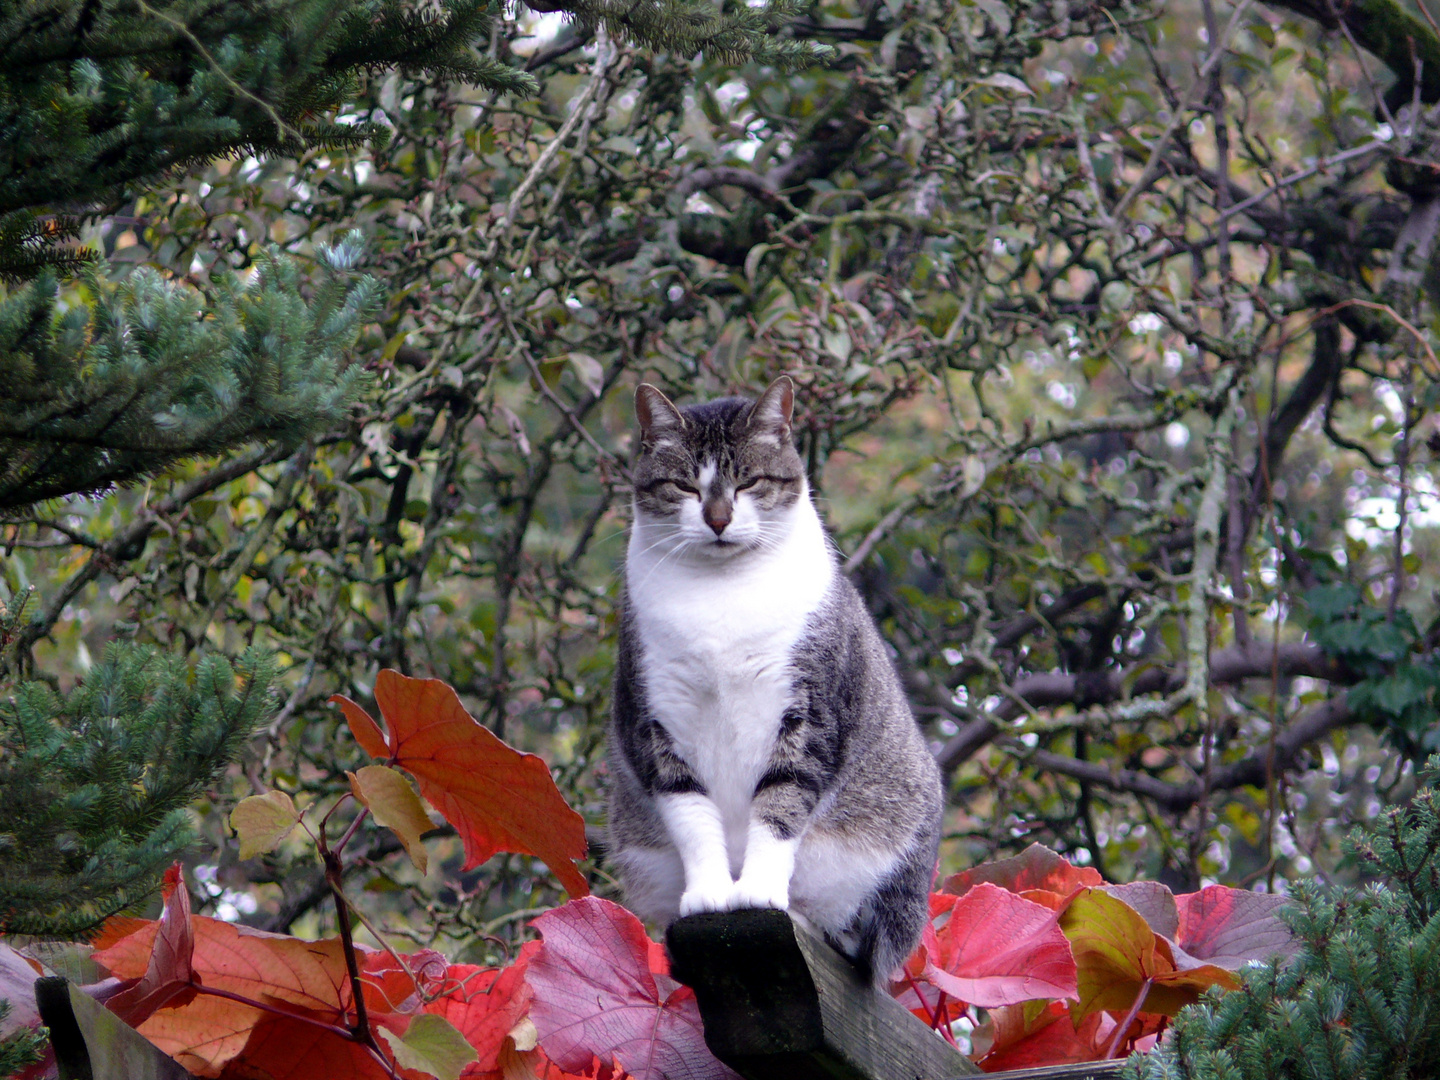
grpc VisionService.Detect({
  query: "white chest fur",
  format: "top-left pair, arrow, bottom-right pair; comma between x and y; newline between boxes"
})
627,497 -> 833,864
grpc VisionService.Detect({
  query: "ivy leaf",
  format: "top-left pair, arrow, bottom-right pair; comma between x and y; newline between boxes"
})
349,764 -> 434,874
423,943 -> 538,1074
380,1015 -> 478,1080
941,842 -> 1102,909
923,883 -> 1078,1007
103,864 -> 198,1027
1173,885 -> 1299,968
230,790 -> 302,860
527,897 -> 739,1080
94,907 -> 417,1078
1059,889 -> 1238,1021
972,1000 -> 1108,1070
331,670 -> 588,896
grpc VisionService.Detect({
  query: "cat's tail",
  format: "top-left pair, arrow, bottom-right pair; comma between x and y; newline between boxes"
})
838,849 -> 934,989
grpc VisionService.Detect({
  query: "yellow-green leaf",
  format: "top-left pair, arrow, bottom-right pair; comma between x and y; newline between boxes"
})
349,764 -> 433,874
379,1015 -> 478,1080
230,790 -> 300,860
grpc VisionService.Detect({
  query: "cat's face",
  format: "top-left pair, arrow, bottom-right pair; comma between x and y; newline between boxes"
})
630,378 -> 806,560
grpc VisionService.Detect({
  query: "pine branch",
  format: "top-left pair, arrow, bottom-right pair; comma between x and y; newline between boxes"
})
0,233 -> 377,512
0,643 -> 276,939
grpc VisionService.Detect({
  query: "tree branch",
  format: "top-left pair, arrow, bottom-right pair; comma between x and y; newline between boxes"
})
1015,695 -> 1353,813
933,641 -> 1347,775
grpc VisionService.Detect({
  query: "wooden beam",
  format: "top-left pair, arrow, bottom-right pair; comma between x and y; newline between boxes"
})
666,908 -> 979,1080
34,976 -> 198,1080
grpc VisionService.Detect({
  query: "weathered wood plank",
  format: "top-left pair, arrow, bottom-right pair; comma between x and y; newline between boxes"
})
35,976 -> 198,1080
666,908 -> 980,1080
978,1064 -> 1126,1080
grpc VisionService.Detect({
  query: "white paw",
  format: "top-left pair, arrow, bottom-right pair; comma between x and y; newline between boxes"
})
679,880 -> 735,917
728,876 -> 790,912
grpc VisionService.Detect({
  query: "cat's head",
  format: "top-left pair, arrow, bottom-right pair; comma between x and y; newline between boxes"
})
630,377 -> 806,559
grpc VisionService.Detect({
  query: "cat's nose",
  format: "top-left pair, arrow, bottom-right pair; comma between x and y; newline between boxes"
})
703,502 -> 732,535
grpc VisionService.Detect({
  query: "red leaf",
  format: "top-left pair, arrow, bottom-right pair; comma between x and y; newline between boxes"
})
331,671 -> 589,897
105,864 -> 199,1026
1173,885 -> 1298,968
941,843 -> 1101,909
923,883 -> 1077,1008
974,1000 -> 1166,1072
973,1000 -> 1107,1071
527,897 -> 739,1080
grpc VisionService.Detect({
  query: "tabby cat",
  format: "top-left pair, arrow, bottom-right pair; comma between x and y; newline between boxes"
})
606,376 -> 943,985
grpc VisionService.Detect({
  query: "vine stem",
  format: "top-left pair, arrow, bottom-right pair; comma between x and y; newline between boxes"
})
317,827 -> 374,1045
1104,977 -> 1153,1060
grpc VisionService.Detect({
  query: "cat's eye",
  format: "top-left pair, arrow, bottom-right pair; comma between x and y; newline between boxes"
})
735,478 -> 760,492
669,481 -> 700,497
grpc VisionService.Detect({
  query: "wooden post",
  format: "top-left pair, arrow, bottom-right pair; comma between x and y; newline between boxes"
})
34,976 -> 198,1080
666,908 -> 979,1080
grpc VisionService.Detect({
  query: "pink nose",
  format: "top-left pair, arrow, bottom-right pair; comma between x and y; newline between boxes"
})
703,504 -> 731,535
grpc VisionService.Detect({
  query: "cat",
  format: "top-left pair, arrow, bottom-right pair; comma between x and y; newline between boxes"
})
605,375 -> 944,986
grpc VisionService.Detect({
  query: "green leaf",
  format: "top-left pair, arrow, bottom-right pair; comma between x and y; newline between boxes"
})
379,1015 -> 478,1080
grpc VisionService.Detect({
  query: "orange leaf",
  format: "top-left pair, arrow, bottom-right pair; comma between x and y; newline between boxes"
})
332,671 -> 588,897
93,912 -> 416,1078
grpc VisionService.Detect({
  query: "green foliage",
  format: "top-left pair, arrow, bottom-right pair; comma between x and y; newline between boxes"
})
0,643 -> 275,938
1304,585 -> 1440,755
0,233 -> 378,511
0,0 -> 533,274
0,1000 -> 46,1079
546,0 -> 829,67
1125,758 -> 1440,1080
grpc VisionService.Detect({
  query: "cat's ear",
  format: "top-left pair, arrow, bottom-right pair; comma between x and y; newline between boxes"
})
745,376 -> 795,444
635,384 -> 686,448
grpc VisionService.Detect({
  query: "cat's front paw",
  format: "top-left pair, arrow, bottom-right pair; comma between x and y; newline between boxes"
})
678,881 -> 736,917
727,876 -> 790,912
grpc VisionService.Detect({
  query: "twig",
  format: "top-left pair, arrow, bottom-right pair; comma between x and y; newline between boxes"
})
481,28 -> 615,263
1110,0 -> 1253,223
1214,139 -> 1388,228
7,443 -> 283,670
134,0 -> 305,145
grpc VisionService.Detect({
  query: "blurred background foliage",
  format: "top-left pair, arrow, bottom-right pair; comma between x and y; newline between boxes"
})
4,0 -> 1440,963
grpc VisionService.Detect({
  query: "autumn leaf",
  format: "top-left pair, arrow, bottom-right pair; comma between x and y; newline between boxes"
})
527,897 -> 739,1080
104,864 -> 198,1026
973,999 -> 1166,1072
1098,882 -> 1178,939
941,843 -> 1102,910
1173,885 -> 1298,968
331,671 -> 588,897
0,942 -> 43,1036
921,883 -> 1077,1008
424,943 -> 539,1076
1059,889 -> 1237,1021
350,764 -> 435,874
972,1000 -> 1107,1071
1096,880 -> 1297,971
93,909 -> 417,1079
230,790 -> 302,860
